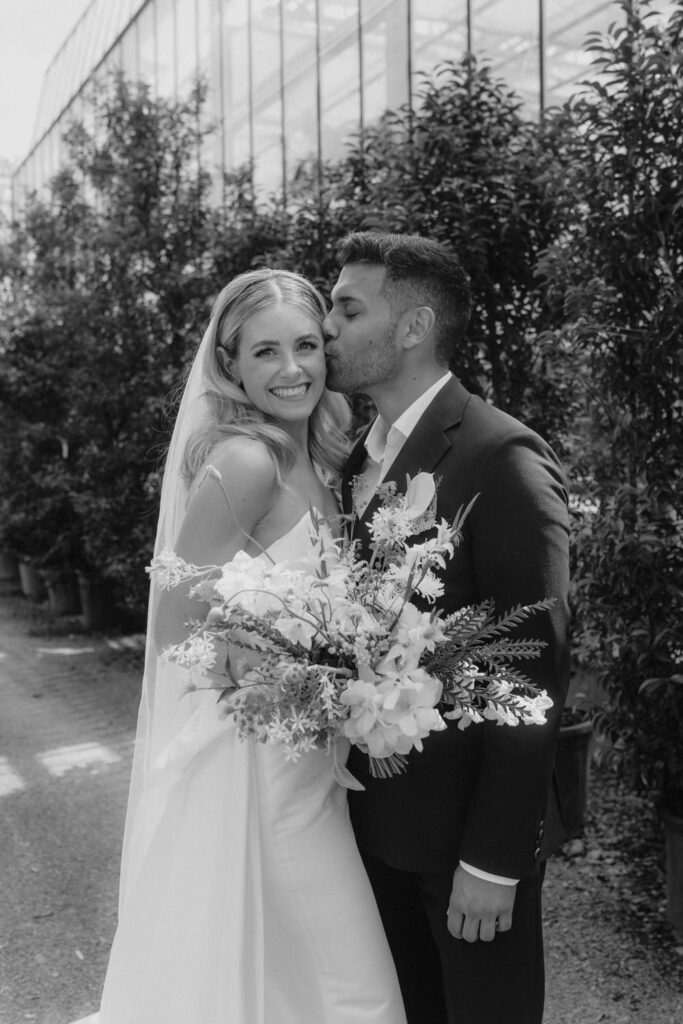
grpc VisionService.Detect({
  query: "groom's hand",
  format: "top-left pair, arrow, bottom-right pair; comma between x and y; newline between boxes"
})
447,865 -> 517,943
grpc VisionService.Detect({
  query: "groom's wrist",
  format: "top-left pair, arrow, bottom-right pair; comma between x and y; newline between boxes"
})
459,860 -> 519,886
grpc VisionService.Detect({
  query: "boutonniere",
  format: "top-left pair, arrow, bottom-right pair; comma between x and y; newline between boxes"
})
350,472 -> 373,514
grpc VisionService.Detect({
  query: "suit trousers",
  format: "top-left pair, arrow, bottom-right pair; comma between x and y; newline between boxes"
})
361,852 -> 546,1024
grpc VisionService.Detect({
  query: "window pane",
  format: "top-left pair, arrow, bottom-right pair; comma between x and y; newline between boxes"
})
139,1 -> 158,92
411,0 -> 468,85
120,19 -> 140,79
157,0 -> 177,99
320,0 -> 360,161
177,0 -> 198,97
251,0 -> 283,194
471,0 -> 540,110
222,0 -> 251,172
544,0 -> 611,107
198,0 -> 223,183
283,0 -> 319,174
361,0 -> 409,124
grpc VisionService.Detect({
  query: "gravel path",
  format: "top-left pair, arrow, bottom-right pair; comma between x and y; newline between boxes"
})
543,774 -> 683,1023
1,583 -> 682,1023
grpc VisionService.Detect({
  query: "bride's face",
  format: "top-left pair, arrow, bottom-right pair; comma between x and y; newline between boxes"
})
234,302 -> 327,424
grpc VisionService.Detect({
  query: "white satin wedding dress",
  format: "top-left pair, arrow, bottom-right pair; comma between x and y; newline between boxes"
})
96,512 -> 406,1024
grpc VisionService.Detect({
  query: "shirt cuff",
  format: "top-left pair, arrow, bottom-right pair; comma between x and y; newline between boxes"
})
460,861 -> 519,886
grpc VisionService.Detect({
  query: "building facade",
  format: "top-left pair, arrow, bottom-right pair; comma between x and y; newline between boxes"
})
10,0 -> 672,210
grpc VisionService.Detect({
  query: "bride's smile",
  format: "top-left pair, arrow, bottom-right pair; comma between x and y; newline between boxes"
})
235,303 -> 327,426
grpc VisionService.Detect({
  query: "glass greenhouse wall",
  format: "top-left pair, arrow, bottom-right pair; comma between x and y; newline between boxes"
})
9,0 -> 674,210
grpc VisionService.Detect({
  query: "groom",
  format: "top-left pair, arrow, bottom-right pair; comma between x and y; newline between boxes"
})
323,231 -> 570,1024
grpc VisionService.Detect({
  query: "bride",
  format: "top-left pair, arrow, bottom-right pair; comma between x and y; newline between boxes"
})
96,269 -> 406,1023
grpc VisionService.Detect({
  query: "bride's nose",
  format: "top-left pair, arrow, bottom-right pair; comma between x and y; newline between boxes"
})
280,351 -> 304,378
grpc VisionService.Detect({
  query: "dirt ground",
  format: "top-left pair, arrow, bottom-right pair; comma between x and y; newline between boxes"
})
1,585 -> 682,1023
543,768 -> 683,1023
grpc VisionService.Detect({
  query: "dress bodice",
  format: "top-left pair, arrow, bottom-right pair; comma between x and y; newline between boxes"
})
257,509 -> 329,565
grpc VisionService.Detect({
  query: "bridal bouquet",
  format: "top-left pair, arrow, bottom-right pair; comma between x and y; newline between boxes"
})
149,469 -> 554,782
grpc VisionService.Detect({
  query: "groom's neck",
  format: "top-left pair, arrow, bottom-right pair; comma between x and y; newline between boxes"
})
369,365 -> 448,427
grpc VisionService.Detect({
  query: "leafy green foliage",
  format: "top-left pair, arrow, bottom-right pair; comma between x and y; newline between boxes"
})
260,57 -> 575,445
0,2 -> 680,815
537,0 -> 683,806
0,73 -> 277,618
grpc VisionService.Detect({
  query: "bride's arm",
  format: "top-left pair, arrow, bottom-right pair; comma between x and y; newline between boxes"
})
152,438 -> 278,655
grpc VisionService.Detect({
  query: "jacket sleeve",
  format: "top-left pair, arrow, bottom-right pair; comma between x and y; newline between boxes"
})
457,429 -> 570,879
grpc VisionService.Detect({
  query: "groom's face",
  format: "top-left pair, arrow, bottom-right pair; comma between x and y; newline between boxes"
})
323,263 -> 401,394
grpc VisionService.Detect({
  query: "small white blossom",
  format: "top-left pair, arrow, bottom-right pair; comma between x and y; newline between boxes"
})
147,548 -> 197,589
164,634 -> 217,674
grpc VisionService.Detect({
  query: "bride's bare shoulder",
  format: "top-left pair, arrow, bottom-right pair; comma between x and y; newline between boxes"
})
207,436 -> 277,481
186,437 -> 279,518
180,438 -> 279,559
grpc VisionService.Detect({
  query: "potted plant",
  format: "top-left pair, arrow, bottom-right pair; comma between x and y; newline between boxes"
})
0,506 -> 19,583
2,506 -> 49,601
75,567 -> 112,630
555,698 -> 595,840
36,501 -> 83,618
639,673 -> 683,940
570,484 -> 683,934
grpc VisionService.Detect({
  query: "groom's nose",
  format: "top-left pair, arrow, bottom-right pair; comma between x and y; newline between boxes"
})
322,313 -> 336,342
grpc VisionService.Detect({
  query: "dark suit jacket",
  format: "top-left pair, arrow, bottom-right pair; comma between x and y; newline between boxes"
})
343,377 -> 570,881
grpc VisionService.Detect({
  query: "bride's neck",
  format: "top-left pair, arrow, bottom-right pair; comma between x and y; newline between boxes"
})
279,419 -> 310,456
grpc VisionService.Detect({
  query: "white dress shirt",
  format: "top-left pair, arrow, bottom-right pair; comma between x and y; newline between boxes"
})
353,372 -> 452,515
357,372 -> 518,887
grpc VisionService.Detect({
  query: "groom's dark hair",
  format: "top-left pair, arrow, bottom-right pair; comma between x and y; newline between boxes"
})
336,231 -> 471,365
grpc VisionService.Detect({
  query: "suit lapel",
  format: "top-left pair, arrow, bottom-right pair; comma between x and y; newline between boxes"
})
344,377 -> 472,548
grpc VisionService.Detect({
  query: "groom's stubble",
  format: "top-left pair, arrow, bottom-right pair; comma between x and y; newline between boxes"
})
325,316 -> 402,396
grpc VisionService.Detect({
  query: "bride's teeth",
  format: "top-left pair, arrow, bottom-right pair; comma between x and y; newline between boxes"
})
271,385 -> 308,397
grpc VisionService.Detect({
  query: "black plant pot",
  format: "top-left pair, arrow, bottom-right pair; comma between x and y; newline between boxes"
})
18,558 -> 47,600
662,808 -> 683,941
555,718 -> 593,839
0,549 -> 19,581
76,571 -> 111,630
39,568 -> 81,617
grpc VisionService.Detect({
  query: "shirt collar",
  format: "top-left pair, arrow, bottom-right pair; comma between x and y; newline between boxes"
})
364,372 -> 452,463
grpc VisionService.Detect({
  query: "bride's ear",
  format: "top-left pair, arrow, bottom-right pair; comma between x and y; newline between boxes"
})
217,345 -> 241,386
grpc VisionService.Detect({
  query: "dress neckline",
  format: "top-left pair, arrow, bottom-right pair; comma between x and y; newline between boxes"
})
260,509 -> 315,559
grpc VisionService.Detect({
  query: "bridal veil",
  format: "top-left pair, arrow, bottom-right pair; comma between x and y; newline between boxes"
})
98,318 -> 267,1021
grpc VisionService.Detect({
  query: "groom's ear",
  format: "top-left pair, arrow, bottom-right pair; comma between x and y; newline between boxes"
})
402,305 -> 436,351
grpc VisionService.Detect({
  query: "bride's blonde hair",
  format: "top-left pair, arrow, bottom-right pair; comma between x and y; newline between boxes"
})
182,268 -> 351,483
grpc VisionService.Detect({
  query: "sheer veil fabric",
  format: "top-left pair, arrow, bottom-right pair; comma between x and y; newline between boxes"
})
97,322 -> 407,1023
98,323 -> 268,1020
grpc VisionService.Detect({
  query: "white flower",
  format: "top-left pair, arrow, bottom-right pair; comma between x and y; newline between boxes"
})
330,601 -> 378,635
147,548 -> 196,589
522,691 -> 553,725
273,614 -> 319,649
444,705 -> 485,730
164,634 -> 217,674
414,569 -> 444,604
214,551 -> 268,607
369,504 -> 416,547
340,662 -> 445,757
404,473 -> 437,518
396,603 -> 447,655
